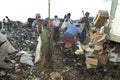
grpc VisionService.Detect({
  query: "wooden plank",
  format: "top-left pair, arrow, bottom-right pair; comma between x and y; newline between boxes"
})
86,63 -> 97,69
86,58 -> 98,66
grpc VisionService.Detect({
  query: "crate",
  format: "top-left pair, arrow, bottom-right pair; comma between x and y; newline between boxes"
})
93,10 -> 109,27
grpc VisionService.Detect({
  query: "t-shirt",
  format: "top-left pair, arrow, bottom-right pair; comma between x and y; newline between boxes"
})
41,29 -> 54,54
52,18 -> 60,27
66,24 -> 80,36
64,18 -> 73,26
80,17 -> 89,31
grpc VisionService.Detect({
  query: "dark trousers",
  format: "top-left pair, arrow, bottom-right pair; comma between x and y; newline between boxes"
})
53,26 -> 59,41
80,29 -> 87,44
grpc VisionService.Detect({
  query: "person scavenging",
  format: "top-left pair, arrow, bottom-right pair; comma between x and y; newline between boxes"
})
63,24 -> 81,51
52,15 -> 61,42
34,16 -> 54,74
79,11 -> 90,44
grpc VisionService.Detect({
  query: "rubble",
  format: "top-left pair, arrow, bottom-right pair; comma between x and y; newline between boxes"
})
0,15 -> 120,80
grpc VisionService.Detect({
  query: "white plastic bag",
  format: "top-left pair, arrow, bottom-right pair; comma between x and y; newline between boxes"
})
75,41 -> 84,55
16,51 -> 34,66
34,36 -> 42,63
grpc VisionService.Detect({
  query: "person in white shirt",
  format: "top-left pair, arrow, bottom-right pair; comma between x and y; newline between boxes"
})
61,13 -> 73,31
64,13 -> 73,25
52,15 -> 60,42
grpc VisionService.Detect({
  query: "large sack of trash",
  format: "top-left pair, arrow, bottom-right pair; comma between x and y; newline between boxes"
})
0,33 -> 16,62
34,36 -> 42,63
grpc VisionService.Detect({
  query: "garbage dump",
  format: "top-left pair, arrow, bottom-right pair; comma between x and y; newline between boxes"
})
0,18 -> 119,80
0,7 -> 120,79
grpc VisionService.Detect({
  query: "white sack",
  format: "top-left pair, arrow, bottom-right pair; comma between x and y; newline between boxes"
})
34,36 -> 42,63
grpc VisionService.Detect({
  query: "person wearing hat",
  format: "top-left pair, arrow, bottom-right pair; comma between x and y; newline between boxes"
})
32,14 -> 45,65
79,11 -> 90,44
34,13 -> 43,64
32,13 -> 42,35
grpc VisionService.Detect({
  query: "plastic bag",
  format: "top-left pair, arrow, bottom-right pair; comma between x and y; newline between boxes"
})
34,36 -> 42,63
75,41 -> 84,55
16,51 -> 34,66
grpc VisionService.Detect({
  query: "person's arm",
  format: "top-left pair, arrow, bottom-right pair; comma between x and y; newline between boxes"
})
37,19 -> 42,34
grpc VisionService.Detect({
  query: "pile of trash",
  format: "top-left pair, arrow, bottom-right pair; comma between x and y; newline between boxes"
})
3,23 -> 38,51
0,21 -> 39,79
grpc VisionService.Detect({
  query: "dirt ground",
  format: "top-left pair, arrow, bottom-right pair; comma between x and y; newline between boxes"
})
0,26 -> 120,80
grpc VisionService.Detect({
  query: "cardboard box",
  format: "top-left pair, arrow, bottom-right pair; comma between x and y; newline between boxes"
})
93,10 -> 109,27
92,33 -> 106,45
86,58 -> 98,68
86,63 -> 97,69
94,54 -> 109,65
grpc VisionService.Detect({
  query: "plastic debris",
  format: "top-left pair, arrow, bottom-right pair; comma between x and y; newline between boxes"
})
16,51 -> 34,66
